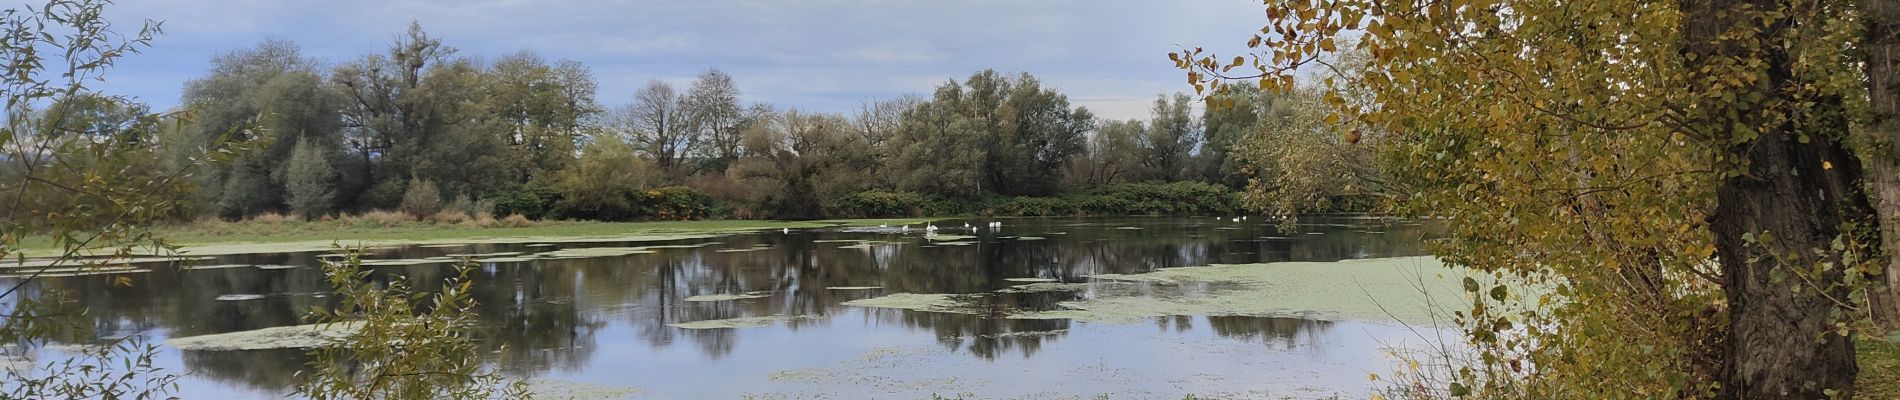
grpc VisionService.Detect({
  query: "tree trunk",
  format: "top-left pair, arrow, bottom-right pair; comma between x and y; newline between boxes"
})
1864,0 -> 1900,335
1684,0 -> 1865,397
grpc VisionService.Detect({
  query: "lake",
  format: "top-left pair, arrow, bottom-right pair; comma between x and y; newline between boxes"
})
2,216 -> 1453,399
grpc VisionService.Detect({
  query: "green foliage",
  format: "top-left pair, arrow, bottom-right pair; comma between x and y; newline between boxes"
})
398,179 -> 443,219
889,70 -> 1094,198
639,186 -> 714,220
294,248 -> 529,400
487,184 -> 562,220
554,135 -> 655,221
1142,93 -> 1198,181
1180,0 -> 1884,398
835,190 -> 944,218
285,138 -> 337,218
988,182 -> 1239,217
0,1 -> 204,399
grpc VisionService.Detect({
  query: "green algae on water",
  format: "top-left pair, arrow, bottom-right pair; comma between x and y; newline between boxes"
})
685,291 -> 773,302
535,247 -> 659,258
841,293 -> 985,315
521,379 -> 644,400
1008,256 -> 1471,325
667,315 -> 817,330
165,321 -> 365,351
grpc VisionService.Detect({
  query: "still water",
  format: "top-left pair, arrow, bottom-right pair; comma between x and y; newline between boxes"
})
6,216 -> 1447,399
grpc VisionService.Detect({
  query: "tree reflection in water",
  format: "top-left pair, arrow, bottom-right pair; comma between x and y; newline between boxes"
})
3,216 -> 1440,396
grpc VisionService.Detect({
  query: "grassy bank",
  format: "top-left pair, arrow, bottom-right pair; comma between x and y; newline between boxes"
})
1861,337 -> 1899,399
12,216 -> 941,258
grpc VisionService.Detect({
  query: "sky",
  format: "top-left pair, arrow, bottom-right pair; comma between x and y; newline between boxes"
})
91,0 -> 1268,121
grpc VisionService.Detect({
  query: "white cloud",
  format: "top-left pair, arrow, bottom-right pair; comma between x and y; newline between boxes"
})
88,0 -> 1268,121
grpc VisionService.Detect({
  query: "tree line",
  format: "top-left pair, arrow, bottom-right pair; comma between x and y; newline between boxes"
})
21,23 -> 1360,223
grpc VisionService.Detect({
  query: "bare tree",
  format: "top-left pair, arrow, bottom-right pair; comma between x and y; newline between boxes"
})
619,80 -> 699,176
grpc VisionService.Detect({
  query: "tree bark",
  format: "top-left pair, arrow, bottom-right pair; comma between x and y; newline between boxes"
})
1684,0 -> 1866,397
1863,0 -> 1900,335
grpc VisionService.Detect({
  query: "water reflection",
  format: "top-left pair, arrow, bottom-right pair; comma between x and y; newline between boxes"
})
3,216 -> 1443,397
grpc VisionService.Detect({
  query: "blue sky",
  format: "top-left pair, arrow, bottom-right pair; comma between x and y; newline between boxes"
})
93,0 -> 1267,121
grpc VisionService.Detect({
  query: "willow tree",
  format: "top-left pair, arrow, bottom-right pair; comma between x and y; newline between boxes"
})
1177,0 -> 1881,398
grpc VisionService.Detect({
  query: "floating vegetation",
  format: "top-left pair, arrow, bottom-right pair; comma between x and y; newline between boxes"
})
924,234 -> 976,241
1008,256 -> 1469,325
166,322 -> 364,351
442,251 -> 525,258
667,315 -> 817,330
357,258 -> 456,267
215,294 -> 267,301
637,243 -> 719,250
714,247 -> 770,253
837,240 -> 902,250
183,264 -> 254,270
685,291 -> 773,302
98,234 -> 726,259
1112,226 -> 1142,230
842,293 -> 986,315
945,329 -> 1069,340
0,265 -> 150,278
1003,277 -> 1058,283
995,282 -> 1095,294
0,256 -> 213,270
535,247 -> 658,258
521,379 -> 644,400
474,256 -> 541,263
936,241 -> 977,246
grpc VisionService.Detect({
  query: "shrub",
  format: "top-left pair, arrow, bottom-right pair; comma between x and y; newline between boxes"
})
251,212 -> 299,224
284,138 -> 336,219
359,210 -> 411,228
836,190 -> 932,218
488,185 -> 561,220
427,210 -> 470,225
498,214 -> 533,228
399,180 -> 443,219
640,186 -> 714,220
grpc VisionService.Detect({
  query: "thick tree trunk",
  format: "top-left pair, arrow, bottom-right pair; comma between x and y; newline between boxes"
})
1864,0 -> 1900,335
1684,0 -> 1865,397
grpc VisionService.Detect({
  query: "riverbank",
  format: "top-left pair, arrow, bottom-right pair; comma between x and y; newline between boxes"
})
11,217 -> 940,258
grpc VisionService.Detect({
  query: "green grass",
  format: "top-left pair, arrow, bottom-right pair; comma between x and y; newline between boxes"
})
12,217 -> 943,258
1860,337 -> 1900,399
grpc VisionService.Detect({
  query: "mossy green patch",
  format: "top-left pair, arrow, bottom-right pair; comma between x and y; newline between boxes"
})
925,234 -> 976,241
1859,337 -> 1900,399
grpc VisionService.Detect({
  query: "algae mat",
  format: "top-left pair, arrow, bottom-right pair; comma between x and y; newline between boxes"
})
165,322 -> 365,351
841,257 -> 1471,325
1013,256 -> 1469,325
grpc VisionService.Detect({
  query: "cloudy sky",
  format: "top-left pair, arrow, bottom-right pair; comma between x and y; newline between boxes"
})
93,0 -> 1267,121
